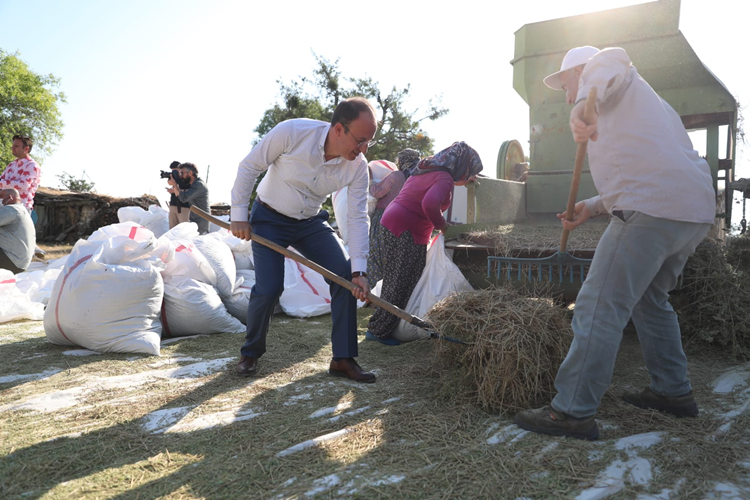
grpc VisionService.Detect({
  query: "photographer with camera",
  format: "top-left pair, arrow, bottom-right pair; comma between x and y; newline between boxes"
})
168,162 -> 209,234
162,160 -> 191,229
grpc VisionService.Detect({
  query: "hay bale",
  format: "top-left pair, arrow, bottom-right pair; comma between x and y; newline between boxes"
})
727,235 -> 750,272
428,287 -> 573,414
673,238 -> 750,358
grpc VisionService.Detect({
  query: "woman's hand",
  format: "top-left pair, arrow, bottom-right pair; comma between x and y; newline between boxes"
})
440,220 -> 456,235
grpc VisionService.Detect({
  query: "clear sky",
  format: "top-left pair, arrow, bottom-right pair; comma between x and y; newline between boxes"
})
0,0 -> 747,211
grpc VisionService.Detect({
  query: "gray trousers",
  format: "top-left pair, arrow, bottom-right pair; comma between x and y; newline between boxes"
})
552,211 -> 711,418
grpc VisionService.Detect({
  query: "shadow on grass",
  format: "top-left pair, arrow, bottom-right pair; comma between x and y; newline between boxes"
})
5,314 -> 746,499
0,312 -> 393,498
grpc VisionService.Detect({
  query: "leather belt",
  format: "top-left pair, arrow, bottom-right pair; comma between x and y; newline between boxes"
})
257,197 -> 296,220
257,198 -> 280,215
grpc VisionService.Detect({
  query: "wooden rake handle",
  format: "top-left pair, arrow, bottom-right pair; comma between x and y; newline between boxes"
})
560,87 -> 598,254
189,205 -> 430,330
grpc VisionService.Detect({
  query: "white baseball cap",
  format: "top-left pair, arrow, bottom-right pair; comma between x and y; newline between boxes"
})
543,46 -> 600,90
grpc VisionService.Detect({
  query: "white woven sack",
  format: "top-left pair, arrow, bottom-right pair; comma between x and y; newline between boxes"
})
193,235 -> 236,298
279,257 -> 332,318
162,276 -> 245,336
392,234 -> 473,342
159,223 -> 223,287
162,222 -> 199,241
20,257 -> 71,306
210,229 -> 254,270
117,205 -> 169,238
222,269 -> 255,324
86,221 -> 173,265
43,237 -> 164,355
367,160 -> 398,217
117,206 -> 147,224
208,214 -> 230,233
139,205 -> 170,237
0,270 -> 45,323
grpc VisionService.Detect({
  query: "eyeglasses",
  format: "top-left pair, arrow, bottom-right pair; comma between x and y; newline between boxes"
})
342,124 -> 377,149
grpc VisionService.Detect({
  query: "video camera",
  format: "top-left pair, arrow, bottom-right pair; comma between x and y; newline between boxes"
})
160,169 -> 181,182
161,166 -> 191,190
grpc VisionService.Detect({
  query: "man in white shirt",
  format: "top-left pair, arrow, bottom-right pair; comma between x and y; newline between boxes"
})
230,97 -> 377,382
515,47 -> 715,440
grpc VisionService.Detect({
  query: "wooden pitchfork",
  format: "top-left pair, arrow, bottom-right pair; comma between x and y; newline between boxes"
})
190,205 -> 467,345
487,87 -> 598,284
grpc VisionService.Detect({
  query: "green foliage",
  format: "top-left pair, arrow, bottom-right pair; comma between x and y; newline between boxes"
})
0,49 -> 66,171
58,171 -> 95,193
254,53 -> 448,162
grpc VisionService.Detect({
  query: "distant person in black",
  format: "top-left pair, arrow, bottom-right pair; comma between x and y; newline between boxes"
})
166,160 -> 191,228
169,162 -> 209,234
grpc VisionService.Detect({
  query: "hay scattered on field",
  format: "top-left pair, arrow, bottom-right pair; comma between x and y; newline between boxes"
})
727,233 -> 750,271
462,221 -> 608,257
427,286 -> 573,414
674,238 -> 750,358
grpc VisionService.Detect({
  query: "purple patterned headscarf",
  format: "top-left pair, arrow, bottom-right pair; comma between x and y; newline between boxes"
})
410,141 -> 484,182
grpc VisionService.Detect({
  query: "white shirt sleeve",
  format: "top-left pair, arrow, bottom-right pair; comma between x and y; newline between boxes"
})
583,195 -> 607,217
230,121 -> 292,222
345,161 -> 370,272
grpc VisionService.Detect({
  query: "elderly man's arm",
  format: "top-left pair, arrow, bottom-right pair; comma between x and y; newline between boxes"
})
556,196 -> 606,231
569,48 -> 632,143
576,48 -> 631,107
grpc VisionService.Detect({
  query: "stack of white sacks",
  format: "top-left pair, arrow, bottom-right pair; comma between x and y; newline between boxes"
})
0,205 -> 345,356
3,200 -> 472,354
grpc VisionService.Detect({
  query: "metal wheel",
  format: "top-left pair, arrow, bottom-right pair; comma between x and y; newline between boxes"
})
496,140 -> 525,180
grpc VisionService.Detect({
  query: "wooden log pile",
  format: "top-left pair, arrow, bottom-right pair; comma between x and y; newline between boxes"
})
34,187 -> 160,242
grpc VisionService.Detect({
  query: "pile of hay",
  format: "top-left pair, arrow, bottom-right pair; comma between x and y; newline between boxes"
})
428,286 -> 573,414
463,220 -> 607,257
727,234 -> 750,271
674,238 -> 750,358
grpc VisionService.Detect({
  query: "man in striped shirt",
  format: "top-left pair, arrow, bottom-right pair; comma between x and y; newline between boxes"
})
230,97 -> 377,383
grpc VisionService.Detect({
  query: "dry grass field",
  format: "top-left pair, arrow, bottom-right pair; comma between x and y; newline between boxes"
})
1,307 -> 750,499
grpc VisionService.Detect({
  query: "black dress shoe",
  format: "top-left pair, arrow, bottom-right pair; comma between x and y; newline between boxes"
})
236,355 -> 258,376
328,358 -> 376,383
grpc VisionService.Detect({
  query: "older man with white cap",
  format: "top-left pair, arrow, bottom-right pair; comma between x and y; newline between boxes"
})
514,46 -> 716,440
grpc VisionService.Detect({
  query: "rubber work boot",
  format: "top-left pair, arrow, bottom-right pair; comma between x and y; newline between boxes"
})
514,406 -> 599,440
621,387 -> 699,417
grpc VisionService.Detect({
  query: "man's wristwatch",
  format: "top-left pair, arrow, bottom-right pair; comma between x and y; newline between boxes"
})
351,271 -> 367,278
